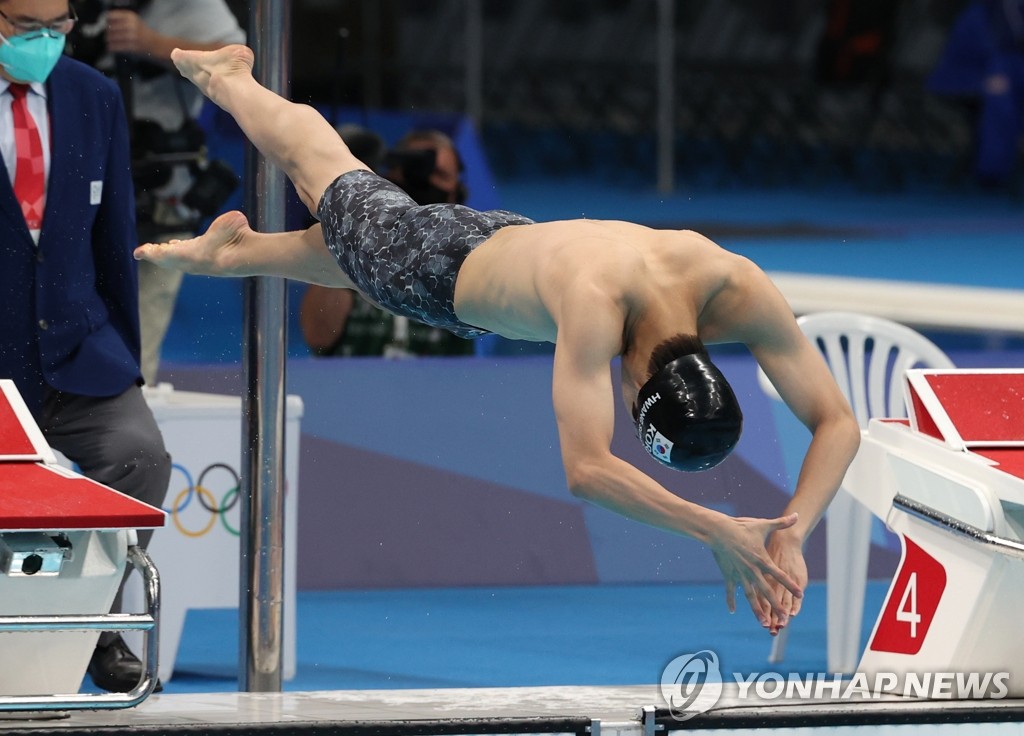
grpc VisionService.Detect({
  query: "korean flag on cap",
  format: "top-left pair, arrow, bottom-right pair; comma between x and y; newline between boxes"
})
652,431 -> 674,463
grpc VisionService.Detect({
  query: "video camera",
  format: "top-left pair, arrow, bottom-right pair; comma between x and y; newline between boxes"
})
131,117 -> 239,238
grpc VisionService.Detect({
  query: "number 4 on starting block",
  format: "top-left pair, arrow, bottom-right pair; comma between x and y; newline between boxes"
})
868,538 -> 947,655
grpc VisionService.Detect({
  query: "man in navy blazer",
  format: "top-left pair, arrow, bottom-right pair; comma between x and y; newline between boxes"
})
0,0 -> 170,693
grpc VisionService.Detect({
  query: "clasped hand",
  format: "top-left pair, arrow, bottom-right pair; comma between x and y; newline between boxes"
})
708,512 -> 804,634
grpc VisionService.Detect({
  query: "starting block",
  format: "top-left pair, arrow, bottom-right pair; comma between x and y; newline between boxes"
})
844,369 -> 1024,696
0,380 -> 166,712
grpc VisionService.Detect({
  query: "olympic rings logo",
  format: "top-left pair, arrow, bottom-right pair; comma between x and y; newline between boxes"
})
166,462 -> 241,538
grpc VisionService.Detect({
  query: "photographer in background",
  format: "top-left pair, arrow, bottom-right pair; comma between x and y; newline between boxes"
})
67,0 -> 244,383
300,128 -> 475,358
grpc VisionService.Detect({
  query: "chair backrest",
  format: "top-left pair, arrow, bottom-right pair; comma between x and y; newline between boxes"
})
757,311 -> 956,428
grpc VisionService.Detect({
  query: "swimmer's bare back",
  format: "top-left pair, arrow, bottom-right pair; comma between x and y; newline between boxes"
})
454,219 -> 748,346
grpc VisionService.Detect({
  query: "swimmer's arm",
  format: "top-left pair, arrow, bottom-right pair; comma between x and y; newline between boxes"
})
745,311 -> 861,544
134,213 -> 356,288
738,280 -> 861,627
551,287 -> 801,626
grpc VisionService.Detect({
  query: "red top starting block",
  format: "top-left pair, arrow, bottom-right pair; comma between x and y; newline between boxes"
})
904,369 -> 1024,482
0,380 -> 165,532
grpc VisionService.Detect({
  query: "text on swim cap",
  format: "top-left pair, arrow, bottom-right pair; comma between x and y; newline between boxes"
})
636,391 -> 660,431
644,422 -> 657,452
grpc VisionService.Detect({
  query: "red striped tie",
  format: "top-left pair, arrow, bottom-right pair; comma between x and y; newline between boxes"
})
9,83 -> 46,232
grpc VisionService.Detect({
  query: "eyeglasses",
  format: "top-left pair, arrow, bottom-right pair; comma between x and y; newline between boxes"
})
0,5 -> 77,37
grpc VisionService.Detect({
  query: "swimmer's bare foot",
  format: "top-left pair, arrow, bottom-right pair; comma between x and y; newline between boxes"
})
134,210 -> 253,277
170,44 -> 255,107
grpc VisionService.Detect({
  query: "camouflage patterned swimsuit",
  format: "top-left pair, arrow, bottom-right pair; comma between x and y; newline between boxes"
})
317,170 -> 534,338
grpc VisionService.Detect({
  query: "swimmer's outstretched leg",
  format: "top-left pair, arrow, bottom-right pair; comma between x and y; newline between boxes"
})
135,212 -> 354,288
170,45 -> 367,215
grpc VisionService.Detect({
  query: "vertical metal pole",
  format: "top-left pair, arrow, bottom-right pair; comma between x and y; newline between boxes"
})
240,0 -> 291,693
656,0 -> 675,193
465,0 -> 484,128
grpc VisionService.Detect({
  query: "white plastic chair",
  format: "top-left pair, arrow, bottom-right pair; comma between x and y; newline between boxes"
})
757,311 -> 954,673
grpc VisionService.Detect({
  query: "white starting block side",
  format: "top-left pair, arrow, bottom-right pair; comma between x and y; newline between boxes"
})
0,528 -> 124,697
0,380 -> 165,709
859,501 -> 1024,689
124,385 -> 303,683
844,370 -> 1024,696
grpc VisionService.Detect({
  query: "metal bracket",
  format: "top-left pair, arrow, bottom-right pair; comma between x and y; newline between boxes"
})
641,705 -> 658,736
0,545 -> 161,711
894,494 -> 1024,560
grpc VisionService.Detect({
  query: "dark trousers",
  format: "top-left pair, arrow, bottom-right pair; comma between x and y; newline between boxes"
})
39,385 -> 171,646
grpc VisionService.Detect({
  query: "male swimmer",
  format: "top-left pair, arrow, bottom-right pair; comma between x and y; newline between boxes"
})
135,45 -> 861,635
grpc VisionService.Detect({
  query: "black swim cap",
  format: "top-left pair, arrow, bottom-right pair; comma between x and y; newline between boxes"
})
633,352 -> 743,471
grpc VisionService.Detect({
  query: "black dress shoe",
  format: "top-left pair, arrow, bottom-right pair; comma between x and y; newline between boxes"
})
87,634 -> 163,693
